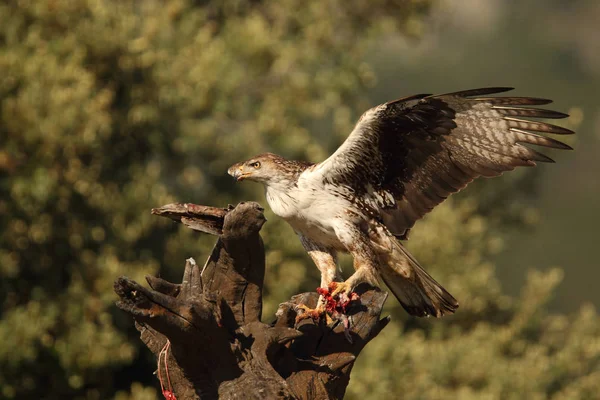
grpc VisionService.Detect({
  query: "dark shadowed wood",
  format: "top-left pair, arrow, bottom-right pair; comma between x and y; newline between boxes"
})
115,202 -> 389,399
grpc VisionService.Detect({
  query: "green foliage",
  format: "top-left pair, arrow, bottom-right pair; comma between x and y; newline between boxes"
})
0,1 -> 597,399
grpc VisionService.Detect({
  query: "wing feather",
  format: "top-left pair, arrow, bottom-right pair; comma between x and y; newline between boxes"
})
504,117 -> 574,134
491,106 -> 569,119
472,97 -> 552,106
315,88 -> 573,236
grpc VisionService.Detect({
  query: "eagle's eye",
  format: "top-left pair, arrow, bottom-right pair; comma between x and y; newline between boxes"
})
249,161 -> 261,169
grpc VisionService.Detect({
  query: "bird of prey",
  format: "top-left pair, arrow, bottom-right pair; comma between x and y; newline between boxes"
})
228,88 -> 573,318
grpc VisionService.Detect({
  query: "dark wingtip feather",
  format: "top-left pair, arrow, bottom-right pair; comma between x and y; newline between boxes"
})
475,97 -> 553,106
559,127 -> 575,135
432,87 -> 514,99
544,110 -> 569,119
557,142 -> 574,150
457,87 -> 514,96
529,148 -> 556,163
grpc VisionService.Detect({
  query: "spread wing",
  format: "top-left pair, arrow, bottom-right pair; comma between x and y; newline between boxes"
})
316,87 -> 574,237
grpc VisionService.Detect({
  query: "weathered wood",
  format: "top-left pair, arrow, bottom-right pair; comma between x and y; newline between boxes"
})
115,201 -> 389,399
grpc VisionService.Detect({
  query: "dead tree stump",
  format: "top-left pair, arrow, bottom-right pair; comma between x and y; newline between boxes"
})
114,202 -> 389,399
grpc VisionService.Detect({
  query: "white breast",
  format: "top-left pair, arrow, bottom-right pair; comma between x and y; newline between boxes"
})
264,173 -> 359,250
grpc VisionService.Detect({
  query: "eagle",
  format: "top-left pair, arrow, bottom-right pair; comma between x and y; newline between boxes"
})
228,87 -> 573,318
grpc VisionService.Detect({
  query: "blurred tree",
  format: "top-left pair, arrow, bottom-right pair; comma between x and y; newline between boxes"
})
0,0 -> 597,399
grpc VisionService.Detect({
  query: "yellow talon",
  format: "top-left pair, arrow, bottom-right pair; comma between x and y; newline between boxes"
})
330,281 -> 352,298
295,303 -> 333,325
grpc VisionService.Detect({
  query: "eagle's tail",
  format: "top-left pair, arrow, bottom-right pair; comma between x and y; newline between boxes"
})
371,229 -> 458,318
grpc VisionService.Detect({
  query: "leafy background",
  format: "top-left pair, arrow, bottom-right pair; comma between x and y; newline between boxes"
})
1,0 -> 598,399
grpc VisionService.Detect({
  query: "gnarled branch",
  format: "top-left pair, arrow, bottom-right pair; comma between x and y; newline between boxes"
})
114,201 -> 389,399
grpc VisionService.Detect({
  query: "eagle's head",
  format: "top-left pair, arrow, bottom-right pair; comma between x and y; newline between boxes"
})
228,153 -> 311,188
228,153 -> 286,185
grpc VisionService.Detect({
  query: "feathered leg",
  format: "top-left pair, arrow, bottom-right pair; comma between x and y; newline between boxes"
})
297,235 -> 341,321
299,235 -> 341,289
331,222 -> 381,297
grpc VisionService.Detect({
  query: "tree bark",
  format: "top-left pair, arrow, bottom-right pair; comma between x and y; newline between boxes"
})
114,201 -> 389,399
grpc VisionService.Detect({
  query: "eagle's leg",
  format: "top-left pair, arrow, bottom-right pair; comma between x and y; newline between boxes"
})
331,224 -> 381,298
313,250 -> 341,292
296,236 -> 340,322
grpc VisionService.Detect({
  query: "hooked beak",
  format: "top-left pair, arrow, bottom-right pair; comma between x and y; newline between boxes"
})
227,164 -> 249,182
